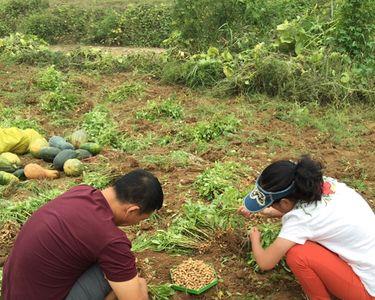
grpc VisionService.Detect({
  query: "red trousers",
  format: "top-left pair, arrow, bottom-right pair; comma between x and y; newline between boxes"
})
286,242 -> 374,300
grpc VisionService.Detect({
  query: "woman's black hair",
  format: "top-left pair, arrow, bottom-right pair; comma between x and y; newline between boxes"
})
258,155 -> 323,203
113,169 -> 163,213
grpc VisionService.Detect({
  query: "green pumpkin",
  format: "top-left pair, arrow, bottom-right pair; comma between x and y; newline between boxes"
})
0,157 -> 18,173
53,149 -> 78,170
0,171 -> 20,185
63,159 -> 84,177
69,130 -> 88,148
0,152 -> 21,166
40,147 -> 61,163
79,143 -> 102,155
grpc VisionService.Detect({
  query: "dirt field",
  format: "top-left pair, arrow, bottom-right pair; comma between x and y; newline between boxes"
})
0,58 -> 374,299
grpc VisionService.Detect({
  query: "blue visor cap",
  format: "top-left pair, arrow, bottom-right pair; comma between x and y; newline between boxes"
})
243,178 -> 295,212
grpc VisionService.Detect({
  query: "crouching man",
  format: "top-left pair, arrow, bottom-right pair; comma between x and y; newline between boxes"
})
2,169 -> 163,300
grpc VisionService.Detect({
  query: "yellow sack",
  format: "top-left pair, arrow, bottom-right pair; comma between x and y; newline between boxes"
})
0,127 -> 43,154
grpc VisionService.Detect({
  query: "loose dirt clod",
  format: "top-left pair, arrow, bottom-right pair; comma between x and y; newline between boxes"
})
171,258 -> 216,290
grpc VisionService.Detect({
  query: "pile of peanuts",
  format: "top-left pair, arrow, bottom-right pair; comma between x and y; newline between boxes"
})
171,258 -> 216,290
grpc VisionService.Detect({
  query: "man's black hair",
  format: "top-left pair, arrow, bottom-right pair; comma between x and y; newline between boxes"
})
113,169 -> 163,213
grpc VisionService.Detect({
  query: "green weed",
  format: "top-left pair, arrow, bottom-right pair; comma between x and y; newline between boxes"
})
340,160 -> 368,192
82,156 -> 117,189
141,150 -> 191,169
183,114 -> 240,143
149,284 -> 175,300
273,101 -> 368,144
36,65 -> 64,91
247,222 -> 288,272
247,130 -> 288,150
0,105 -> 44,132
136,97 -> 183,121
40,89 -> 78,112
133,187 -> 244,254
106,81 -> 145,103
194,162 -> 245,201
35,65 -> 80,113
82,105 -> 119,146
116,133 -> 156,153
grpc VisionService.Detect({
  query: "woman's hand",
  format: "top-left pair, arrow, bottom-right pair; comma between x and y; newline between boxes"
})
260,207 -> 284,218
249,227 -> 261,244
237,205 -> 252,219
237,206 -> 284,219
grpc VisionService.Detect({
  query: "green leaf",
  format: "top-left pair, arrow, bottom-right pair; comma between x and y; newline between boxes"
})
207,47 -> 219,58
223,66 -> 234,78
340,72 -> 350,83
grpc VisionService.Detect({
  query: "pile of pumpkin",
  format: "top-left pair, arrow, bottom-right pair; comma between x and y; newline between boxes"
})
0,130 -> 102,185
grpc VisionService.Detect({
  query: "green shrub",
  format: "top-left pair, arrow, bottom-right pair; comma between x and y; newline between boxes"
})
0,20 -> 11,37
85,4 -> 172,47
65,48 -> 130,73
20,11 -> 66,44
85,9 -> 120,45
0,32 -> 59,65
335,0 -> 375,57
162,48 -> 225,88
36,65 -> 64,91
114,4 -> 172,47
51,6 -> 90,41
172,0 -> 244,50
171,0 -> 316,51
0,0 -> 48,19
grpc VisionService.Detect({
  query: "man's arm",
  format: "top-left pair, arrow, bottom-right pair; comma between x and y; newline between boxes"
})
108,275 -> 148,300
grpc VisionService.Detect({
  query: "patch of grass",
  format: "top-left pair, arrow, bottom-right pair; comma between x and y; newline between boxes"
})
247,130 -> 288,150
183,114 -> 240,142
262,100 -> 368,145
48,0 -> 170,8
340,159 -> 368,192
82,105 -> 119,146
141,150 -> 192,169
40,89 -> 79,112
49,117 -> 76,128
194,161 -> 246,201
82,156 -> 116,189
116,132 -> 156,153
0,105 -> 44,132
0,188 -> 61,225
136,97 -> 183,121
106,81 -> 145,103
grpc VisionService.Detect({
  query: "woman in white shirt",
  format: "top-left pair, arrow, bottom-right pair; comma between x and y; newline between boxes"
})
238,155 -> 375,300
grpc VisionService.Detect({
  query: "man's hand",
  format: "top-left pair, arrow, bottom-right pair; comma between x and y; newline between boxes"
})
109,275 -> 149,300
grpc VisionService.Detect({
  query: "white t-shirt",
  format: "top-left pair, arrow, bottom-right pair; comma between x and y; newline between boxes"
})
279,177 -> 375,296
